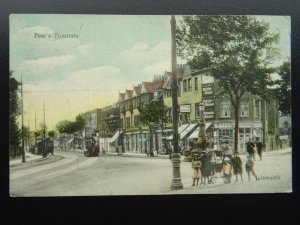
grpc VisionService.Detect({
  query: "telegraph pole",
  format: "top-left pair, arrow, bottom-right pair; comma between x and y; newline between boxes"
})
21,76 -> 26,163
43,100 -> 46,157
35,111 -> 36,145
170,15 -> 183,190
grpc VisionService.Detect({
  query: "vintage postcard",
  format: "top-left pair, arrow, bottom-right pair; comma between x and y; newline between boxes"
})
9,14 -> 292,196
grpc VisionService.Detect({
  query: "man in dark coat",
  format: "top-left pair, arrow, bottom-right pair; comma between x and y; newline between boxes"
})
256,140 -> 264,161
246,139 -> 256,161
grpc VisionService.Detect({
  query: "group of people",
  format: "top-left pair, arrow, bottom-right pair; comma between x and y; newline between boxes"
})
191,139 -> 265,186
191,150 -> 215,186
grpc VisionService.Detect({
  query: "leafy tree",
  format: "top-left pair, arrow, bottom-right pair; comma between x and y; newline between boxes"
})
33,130 -> 42,139
9,71 -> 21,158
39,122 -> 48,139
274,60 -> 291,116
56,120 -> 70,149
139,99 -> 167,156
56,115 -> 86,150
177,16 -> 279,153
74,114 -> 85,131
48,130 -> 56,140
56,120 -> 69,134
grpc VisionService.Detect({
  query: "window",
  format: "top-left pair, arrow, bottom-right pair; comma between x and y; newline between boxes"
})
183,79 -> 187,92
121,119 -> 124,129
255,99 -> 260,118
178,83 -> 181,97
220,100 -> 231,118
219,129 -> 233,137
134,116 -> 139,127
188,78 -> 192,91
195,102 -> 201,118
165,108 -> 173,123
240,101 -> 249,117
126,117 -> 131,128
194,77 -> 198,91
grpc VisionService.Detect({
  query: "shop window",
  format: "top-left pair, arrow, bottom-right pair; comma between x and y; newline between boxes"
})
240,101 -> 249,117
220,100 -> 231,118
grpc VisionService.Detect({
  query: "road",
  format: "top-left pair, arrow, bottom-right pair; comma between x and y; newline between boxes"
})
9,148 -> 292,196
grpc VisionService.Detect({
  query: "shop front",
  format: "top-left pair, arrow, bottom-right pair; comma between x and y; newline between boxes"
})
214,121 -> 263,153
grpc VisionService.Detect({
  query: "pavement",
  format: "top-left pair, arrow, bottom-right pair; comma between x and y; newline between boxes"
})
10,152 -> 48,166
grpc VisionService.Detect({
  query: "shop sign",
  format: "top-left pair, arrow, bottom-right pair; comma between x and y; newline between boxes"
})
279,135 -> 288,140
180,104 -> 191,113
202,87 -> 213,95
202,83 -> 214,95
203,99 -> 215,107
215,123 -> 233,128
203,111 -> 214,115
204,114 -> 214,119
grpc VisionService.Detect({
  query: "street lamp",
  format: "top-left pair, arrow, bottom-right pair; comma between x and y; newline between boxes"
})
170,15 -> 183,190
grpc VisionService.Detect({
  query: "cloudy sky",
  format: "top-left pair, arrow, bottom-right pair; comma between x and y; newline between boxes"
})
10,15 -> 290,130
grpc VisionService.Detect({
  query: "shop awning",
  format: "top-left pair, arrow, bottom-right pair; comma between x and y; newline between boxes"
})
178,124 -> 189,133
188,122 -> 213,139
109,131 -> 123,143
180,123 -> 198,139
165,124 -> 193,140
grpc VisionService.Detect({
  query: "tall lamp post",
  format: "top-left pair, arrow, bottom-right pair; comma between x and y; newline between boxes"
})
170,15 -> 183,190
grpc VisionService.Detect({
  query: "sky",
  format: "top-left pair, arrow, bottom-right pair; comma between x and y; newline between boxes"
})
10,15 -> 291,131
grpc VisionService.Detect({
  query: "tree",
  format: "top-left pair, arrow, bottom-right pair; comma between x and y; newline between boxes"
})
138,99 -> 167,156
39,122 -> 48,139
48,130 -> 56,140
274,60 -> 291,116
56,120 -> 70,149
56,115 -> 86,150
177,16 -> 279,153
74,114 -> 85,131
9,71 -> 21,158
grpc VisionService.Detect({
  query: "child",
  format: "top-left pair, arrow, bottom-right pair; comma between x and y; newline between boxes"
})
231,155 -> 243,182
191,150 -> 202,186
245,156 -> 258,181
222,157 -> 232,183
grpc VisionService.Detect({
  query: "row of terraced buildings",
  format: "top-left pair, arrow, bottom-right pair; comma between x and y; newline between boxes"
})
82,64 -> 288,155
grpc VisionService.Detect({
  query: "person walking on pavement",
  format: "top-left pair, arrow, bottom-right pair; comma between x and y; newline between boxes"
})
191,149 -> 202,186
256,139 -> 264,161
246,139 -> 256,161
245,156 -> 258,181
